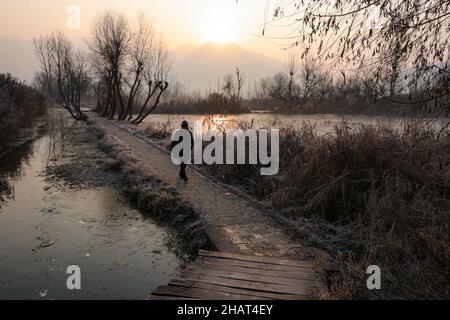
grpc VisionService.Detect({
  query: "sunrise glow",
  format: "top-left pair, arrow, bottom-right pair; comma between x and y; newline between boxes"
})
200,17 -> 238,44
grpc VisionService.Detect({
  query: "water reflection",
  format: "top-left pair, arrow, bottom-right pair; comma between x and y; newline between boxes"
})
0,123 -> 43,205
0,110 -> 68,205
46,109 -> 68,163
0,111 -> 179,299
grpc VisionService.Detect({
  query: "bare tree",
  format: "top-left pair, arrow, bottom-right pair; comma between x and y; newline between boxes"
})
33,36 -> 55,97
235,68 -> 244,102
298,57 -> 324,100
34,32 -> 89,120
260,0 -> 450,107
316,70 -> 334,101
286,52 -> 299,101
263,72 -> 289,103
123,12 -> 154,121
89,10 -> 131,120
380,28 -> 409,98
222,74 -> 236,100
131,35 -> 172,124
89,53 -> 113,116
89,11 -> 171,124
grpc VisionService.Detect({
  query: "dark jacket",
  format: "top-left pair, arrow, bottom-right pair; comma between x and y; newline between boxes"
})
170,130 -> 194,158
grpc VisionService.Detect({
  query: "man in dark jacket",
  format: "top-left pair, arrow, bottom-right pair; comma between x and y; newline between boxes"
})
170,120 -> 194,182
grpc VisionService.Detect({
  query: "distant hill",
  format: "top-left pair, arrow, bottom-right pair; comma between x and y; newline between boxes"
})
171,42 -> 283,93
172,43 -> 197,61
0,38 -> 283,92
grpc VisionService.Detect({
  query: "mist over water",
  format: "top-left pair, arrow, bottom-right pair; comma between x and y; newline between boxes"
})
139,113 -> 410,135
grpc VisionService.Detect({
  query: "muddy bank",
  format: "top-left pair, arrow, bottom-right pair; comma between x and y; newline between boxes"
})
48,117 -> 212,260
45,120 -> 122,191
95,121 -> 213,259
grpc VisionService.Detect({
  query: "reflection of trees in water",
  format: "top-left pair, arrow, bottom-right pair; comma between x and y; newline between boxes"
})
46,109 -> 68,163
0,178 -> 14,203
0,110 -> 68,206
0,135 -> 36,204
0,110 -> 68,205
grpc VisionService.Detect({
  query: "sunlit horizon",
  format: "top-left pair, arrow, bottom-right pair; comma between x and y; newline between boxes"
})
0,0 -> 291,83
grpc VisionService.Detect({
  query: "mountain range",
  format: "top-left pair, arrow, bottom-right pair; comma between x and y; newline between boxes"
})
171,42 -> 283,93
0,38 -> 284,92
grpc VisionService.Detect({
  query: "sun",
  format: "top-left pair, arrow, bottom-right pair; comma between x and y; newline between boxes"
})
201,19 -> 238,44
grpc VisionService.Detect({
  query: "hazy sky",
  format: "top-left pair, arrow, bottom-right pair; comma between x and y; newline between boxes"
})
1,0 -> 262,44
0,0 -> 292,82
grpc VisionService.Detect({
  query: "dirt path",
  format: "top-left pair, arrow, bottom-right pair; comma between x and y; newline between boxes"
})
95,117 -> 321,262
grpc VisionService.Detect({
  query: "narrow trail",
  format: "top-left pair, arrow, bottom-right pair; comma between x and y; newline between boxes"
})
95,117 -> 322,263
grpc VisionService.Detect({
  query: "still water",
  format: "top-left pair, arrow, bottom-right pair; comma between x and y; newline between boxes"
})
0,118 -> 179,300
141,113 -> 409,133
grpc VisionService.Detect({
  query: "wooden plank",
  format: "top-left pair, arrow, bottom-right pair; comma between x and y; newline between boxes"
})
192,260 -> 323,282
175,272 -> 319,295
153,285 -> 269,300
198,250 -> 316,269
197,256 -> 318,274
183,266 -> 322,287
169,279 -> 308,300
150,251 -> 325,300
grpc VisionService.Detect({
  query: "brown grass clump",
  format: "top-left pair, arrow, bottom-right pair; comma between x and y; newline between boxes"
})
198,120 -> 450,299
138,119 -> 172,140
275,121 -> 450,299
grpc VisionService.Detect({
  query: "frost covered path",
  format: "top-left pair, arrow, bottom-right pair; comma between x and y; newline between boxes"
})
95,117 -> 322,262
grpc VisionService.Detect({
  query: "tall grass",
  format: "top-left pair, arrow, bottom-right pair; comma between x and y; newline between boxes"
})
205,120 -> 450,299
145,117 -> 449,298
279,122 -> 449,298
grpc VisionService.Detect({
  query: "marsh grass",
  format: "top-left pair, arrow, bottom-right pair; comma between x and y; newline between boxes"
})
276,121 -> 450,299
139,117 -> 450,298
139,118 -> 172,140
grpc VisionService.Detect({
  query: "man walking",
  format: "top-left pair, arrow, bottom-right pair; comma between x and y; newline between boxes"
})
170,120 -> 194,183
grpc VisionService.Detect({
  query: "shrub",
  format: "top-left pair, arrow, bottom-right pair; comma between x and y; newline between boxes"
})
0,73 -> 48,152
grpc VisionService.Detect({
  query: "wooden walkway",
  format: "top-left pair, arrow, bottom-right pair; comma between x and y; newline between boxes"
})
149,250 -> 326,300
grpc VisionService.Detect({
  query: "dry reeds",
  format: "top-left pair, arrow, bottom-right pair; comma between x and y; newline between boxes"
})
125,116 -> 450,298
201,119 -> 450,299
